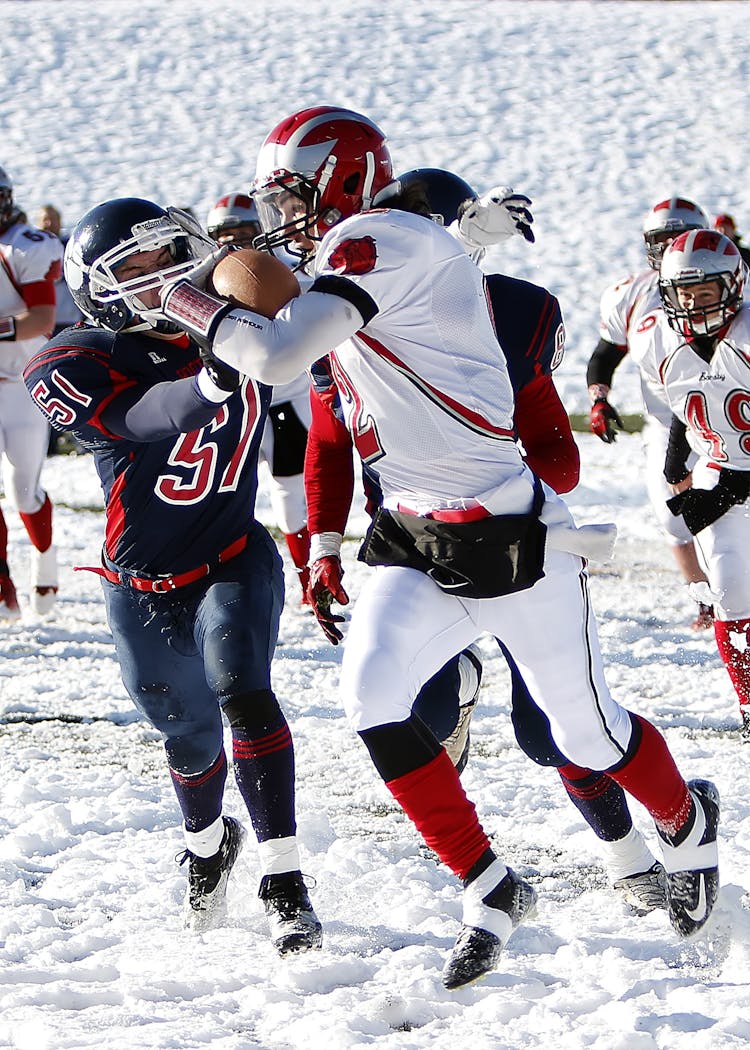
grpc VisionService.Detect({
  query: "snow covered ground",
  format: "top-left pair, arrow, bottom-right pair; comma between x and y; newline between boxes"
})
2,2 -> 750,1048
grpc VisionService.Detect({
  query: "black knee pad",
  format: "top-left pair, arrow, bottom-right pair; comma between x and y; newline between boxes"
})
222,689 -> 280,733
359,712 -> 442,782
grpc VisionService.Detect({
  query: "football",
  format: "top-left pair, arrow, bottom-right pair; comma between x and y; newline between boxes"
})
207,247 -> 300,318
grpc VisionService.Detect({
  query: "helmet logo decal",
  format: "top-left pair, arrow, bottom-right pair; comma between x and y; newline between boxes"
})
327,236 -> 377,276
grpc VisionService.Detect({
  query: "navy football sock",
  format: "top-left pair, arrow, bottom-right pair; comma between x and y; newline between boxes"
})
231,714 -> 297,841
169,749 -> 227,833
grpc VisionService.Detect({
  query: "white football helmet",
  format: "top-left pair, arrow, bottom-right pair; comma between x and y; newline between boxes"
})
659,229 -> 744,337
253,106 -> 393,258
206,192 -> 261,246
642,197 -> 709,269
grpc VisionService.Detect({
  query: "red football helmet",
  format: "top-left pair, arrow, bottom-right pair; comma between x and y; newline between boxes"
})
642,197 -> 708,270
659,229 -> 744,337
253,106 -> 393,257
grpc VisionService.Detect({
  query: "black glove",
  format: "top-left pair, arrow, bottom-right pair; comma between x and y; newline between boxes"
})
199,346 -> 240,392
590,397 -> 624,443
667,469 -> 750,534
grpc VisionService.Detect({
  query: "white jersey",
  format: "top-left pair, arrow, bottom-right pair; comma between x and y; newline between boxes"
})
599,267 -> 671,422
0,220 -> 63,378
311,209 -> 526,514
655,306 -> 750,472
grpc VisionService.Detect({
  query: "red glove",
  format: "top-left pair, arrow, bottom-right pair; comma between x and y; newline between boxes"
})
307,556 -> 350,645
590,397 -> 624,444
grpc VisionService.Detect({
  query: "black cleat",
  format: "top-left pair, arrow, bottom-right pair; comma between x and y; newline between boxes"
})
442,862 -> 536,990
259,871 -> 323,956
613,862 -> 668,915
180,816 -> 246,931
657,779 -> 720,938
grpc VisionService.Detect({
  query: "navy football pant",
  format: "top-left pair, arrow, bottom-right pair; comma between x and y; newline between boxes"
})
102,525 -> 284,775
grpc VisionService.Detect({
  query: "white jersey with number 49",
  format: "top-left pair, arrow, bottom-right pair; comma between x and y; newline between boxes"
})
654,306 -> 750,472
311,208 -> 526,514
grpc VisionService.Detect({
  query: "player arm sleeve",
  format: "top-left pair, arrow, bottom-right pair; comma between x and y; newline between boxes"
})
304,385 -> 356,535
101,373 -> 228,441
586,337 -> 627,391
211,287 -> 374,386
515,374 -> 580,493
663,414 -> 692,485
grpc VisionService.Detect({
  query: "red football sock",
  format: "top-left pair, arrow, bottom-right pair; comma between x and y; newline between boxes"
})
284,527 -> 311,597
19,494 -> 53,553
714,617 -> 750,710
385,749 -> 491,879
607,715 -> 691,836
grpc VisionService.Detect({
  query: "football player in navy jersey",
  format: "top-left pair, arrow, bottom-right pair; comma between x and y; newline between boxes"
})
154,108 -> 720,988
23,198 -> 321,956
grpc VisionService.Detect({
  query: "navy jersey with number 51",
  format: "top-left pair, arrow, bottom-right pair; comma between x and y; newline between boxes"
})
24,325 -> 271,576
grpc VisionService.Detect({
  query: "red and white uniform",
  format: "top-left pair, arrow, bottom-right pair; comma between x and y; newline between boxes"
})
0,221 -> 62,513
214,210 -> 639,771
601,268 -> 694,545
648,308 -> 750,620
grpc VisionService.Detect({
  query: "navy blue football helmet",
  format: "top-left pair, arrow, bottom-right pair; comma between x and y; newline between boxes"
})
64,197 -> 213,333
386,167 -> 478,226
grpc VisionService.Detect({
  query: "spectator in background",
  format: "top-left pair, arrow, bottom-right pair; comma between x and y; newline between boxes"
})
713,213 -> 750,267
35,205 -> 83,335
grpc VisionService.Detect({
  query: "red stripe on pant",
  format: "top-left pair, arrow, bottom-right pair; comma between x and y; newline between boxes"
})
385,749 -> 491,880
607,715 -> 691,835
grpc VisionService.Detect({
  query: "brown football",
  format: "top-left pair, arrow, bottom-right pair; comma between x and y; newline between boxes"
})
207,247 -> 300,318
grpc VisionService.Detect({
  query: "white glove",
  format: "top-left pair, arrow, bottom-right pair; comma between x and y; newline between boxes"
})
181,243 -> 232,290
457,186 -> 535,248
166,206 -> 233,286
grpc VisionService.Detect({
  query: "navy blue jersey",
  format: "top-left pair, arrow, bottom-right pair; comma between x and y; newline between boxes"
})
24,325 -> 271,576
484,273 -> 564,392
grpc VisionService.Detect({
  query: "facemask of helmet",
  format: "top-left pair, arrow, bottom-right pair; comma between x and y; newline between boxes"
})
206,192 -> 261,248
659,230 -> 744,338
642,197 -> 709,270
253,106 -> 393,260
64,198 -> 215,333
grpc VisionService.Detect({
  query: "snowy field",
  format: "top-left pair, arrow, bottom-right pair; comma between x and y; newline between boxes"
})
1,2 -> 750,1049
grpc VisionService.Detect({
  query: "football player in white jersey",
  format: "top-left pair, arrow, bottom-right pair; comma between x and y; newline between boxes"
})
647,230 -> 750,740
158,107 -> 720,988
207,191 -> 313,602
586,197 -> 714,630
0,167 -> 62,616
